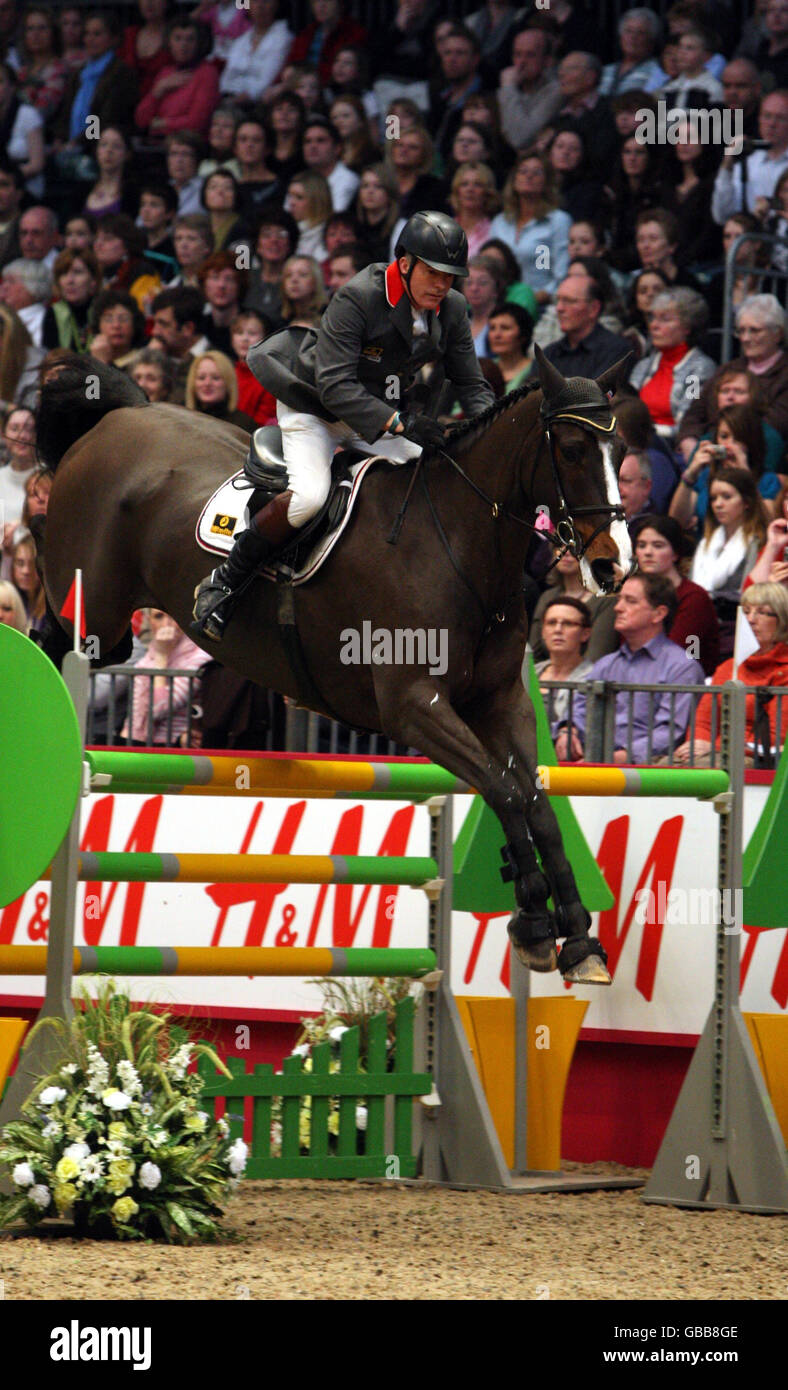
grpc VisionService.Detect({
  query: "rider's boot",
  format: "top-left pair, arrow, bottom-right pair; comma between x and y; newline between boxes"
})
192,490 -> 297,642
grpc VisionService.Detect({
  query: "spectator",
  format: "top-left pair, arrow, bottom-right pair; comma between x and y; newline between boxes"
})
82,126 -> 139,221
368,0 -> 438,118
0,64 -> 44,203
354,163 -> 402,264
385,125 -> 449,219
677,294 -> 788,458
444,121 -> 495,187
555,52 -> 618,179
613,391 -> 682,513
631,512 -> 720,675
529,548 -> 618,663
747,479 -> 788,585
171,213 -> 213,287
465,2 -> 525,78
750,0 -> 788,91
150,284 -> 212,400
629,287 -> 716,437
605,137 -> 670,273
758,169 -> 788,280
9,527 -> 44,633
134,18 -> 219,140
465,254 -> 506,355
58,7 -> 85,74
185,348 -> 256,430
328,94 -> 379,174
302,116 -> 359,214
322,210 -> 358,267
0,404 -> 36,520
234,117 -> 282,222
198,250 -> 249,356
711,89 -> 788,223
600,8 -> 665,95
0,577 -> 27,631
231,310 -> 277,424
63,214 -> 94,253
478,237 -> 539,323
428,24 -> 484,161
326,242 -> 368,293
88,287 -> 146,368
286,171 -> 332,260
539,269 -> 632,378
659,24 -> 724,106
219,0 -> 293,106
137,182 -> 179,277
690,465 -> 768,655
547,124 -> 605,225
92,215 -> 162,311
21,465 -> 51,528
633,207 -> 701,290
166,131 -> 204,216
285,63 -> 324,116
534,594 -> 594,734
279,254 -> 327,329
487,301 -> 534,393
0,303 -> 43,409
660,132 -> 722,268
720,57 -> 762,141
497,25 -> 562,153
0,259 -> 52,347
671,402 -> 779,531
284,0 -> 366,89
190,0 -> 251,67
450,162 -> 498,262
0,158 -> 25,271
618,450 -> 654,526
54,10 -> 138,147
243,206 -> 298,328
19,206 -> 60,271
267,91 -> 306,184
41,247 -> 100,352
488,151 -> 571,303
16,7 -> 68,127
672,582 -> 788,767
200,168 -> 249,253
119,0 -> 170,102
122,609 -> 210,746
554,573 -> 705,765
326,43 -> 379,127
198,103 -> 243,180
621,267 -> 670,356
130,345 -> 175,402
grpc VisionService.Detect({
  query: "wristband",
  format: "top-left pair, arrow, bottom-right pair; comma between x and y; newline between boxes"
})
389,411 -> 401,433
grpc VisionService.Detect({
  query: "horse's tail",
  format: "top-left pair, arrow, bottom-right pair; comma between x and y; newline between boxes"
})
37,352 -> 148,473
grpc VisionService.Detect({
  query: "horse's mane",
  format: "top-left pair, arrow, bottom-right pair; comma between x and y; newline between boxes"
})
446,378 -> 542,456
36,352 -> 148,473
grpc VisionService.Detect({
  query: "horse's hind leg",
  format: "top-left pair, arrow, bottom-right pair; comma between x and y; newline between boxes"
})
465,680 -> 610,984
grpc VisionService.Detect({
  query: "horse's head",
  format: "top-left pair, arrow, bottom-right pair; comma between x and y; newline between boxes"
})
533,345 -> 634,595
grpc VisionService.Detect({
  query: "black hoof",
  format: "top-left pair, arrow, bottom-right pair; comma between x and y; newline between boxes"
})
507,911 -> 558,973
558,935 -> 611,986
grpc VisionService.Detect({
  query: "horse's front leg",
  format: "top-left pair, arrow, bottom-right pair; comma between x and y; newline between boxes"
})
374,676 -> 559,967
465,678 -> 611,985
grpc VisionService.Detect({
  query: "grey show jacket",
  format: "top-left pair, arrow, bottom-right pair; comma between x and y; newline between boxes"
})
246,260 -> 495,439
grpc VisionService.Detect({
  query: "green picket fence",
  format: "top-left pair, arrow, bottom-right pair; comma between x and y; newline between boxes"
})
198,997 -> 431,1179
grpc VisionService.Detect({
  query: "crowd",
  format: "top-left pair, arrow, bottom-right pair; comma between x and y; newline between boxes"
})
1,0 -> 788,759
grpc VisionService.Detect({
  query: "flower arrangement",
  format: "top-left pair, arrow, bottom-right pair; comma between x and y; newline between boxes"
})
0,983 -> 247,1243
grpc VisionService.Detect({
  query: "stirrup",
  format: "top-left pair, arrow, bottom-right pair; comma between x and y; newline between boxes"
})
192,573 -> 234,642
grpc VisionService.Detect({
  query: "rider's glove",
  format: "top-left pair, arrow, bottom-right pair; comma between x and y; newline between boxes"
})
398,413 -> 447,451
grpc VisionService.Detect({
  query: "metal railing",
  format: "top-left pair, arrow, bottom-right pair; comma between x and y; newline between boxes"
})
721,231 -> 788,364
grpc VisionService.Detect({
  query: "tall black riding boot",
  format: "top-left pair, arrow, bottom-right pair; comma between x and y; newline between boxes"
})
192,490 -> 296,642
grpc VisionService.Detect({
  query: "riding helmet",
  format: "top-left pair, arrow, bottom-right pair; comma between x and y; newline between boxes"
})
395,211 -> 469,278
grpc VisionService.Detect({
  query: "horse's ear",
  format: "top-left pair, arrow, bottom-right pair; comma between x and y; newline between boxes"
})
596,353 -> 635,400
533,343 -> 566,405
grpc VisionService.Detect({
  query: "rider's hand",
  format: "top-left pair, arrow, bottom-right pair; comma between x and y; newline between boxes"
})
398,413 -> 446,451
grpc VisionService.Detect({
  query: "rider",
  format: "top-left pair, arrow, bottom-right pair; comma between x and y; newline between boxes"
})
193,210 -> 496,641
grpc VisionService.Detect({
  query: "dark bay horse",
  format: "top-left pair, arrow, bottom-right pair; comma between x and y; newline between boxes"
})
38,349 -> 632,983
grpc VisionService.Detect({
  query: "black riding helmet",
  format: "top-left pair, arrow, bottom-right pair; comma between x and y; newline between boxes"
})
394,211 -> 469,279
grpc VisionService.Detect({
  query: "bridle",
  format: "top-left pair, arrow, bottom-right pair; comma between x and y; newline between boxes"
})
540,405 -> 627,564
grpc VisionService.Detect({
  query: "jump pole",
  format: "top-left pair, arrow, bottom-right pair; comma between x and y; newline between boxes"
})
0,946 -> 437,978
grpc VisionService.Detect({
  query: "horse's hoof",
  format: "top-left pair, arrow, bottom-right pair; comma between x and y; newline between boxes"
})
507,930 -> 558,973
561,953 -> 612,985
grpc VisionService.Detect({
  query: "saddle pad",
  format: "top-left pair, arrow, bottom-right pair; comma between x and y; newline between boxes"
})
195,456 -> 377,585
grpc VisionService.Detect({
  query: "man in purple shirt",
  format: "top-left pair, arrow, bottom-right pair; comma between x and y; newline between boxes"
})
554,573 -> 705,764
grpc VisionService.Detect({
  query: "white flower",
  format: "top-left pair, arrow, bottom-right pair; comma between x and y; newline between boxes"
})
149,1129 -> 169,1148
328,1025 -> 349,1043
79,1155 -> 104,1184
12,1162 -> 35,1187
140,1103 -> 154,1116
102,1088 -> 132,1111
355,1105 -> 368,1132
42,1121 -> 62,1139
138,1162 -> 162,1190
217,1117 -> 230,1137
167,1044 -> 192,1080
60,1063 -> 78,1076
85,1043 -> 110,1095
116,1060 -> 142,1096
291,1043 -> 310,1058
38,1086 -> 67,1106
227,1139 -> 248,1177
63,1142 -> 90,1164
28,1184 -> 51,1209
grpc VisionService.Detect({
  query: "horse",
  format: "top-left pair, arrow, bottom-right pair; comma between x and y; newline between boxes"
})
36,347 -> 633,984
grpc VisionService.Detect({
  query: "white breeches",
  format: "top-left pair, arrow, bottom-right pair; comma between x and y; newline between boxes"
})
276,402 -> 422,527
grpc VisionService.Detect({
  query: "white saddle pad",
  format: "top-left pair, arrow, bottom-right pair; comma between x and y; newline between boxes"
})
195,456 -> 377,585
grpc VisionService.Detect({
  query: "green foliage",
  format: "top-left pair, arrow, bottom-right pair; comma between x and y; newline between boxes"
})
0,982 -> 247,1244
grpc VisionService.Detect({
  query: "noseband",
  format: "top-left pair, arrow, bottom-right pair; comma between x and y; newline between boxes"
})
540,403 -> 627,563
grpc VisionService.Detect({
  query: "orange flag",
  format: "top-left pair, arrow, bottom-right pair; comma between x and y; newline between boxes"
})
59,573 -> 86,641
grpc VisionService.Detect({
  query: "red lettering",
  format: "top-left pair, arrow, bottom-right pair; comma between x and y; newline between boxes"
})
463,911 -> 509,986
206,801 -> 306,947
596,815 -> 683,1000
80,796 -> 163,946
741,924 -> 788,1008
305,804 -> 416,948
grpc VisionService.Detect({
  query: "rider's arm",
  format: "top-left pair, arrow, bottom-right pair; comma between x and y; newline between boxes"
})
313,287 -> 394,442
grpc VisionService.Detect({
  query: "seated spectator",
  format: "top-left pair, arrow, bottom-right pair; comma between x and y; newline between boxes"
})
450,162 -> 498,263
554,573 -> 705,765
219,0 -> 293,107
149,284 -> 212,400
41,247 -> 101,353
488,301 -> 534,393
632,513 -> 720,674
496,24 -> 562,155
748,1 -> 788,95
198,103 -> 243,180
121,608 -> 211,746
120,0 -> 170,102
747,480 -> 788,587
0,63 -> 44,200
231,310 -> 277,425
659,134 -> 722,271
198,250 -> 249,356
676,295 -> 788,462
354,163 -> 401,265
458,91 -> 508,170
171,213 -> 213,288
690,466 -> 768,656
621,267 -> 670,357
134,17 -> 219,140
326,242 -> 367,293
488,151 -> 571,305
54,10 -> 138,149
629,287 -> 716,438
82,126 -> 140,222
9,526 -> 45,633
659,23 -> 724,105
0,301 -> 44,407
328,94 -> 379,174
0,158 -> 25,273
279,254 -> 327,329
711,89 -> 788,225
613,391 -> 682,513
284,0 -> 365,89
555,51 -> 618,179
0,404 -> 36,520
166,131 -> 204,216
670,402 -> 780,531
16,7 -> 69,127
137,182 -> 178,278
322,209 -> 357,269
18,207 -> 60,275
130,346 -> 175,402
0,576 -> 27,632
267,91 -> 306,184
672,583 -> 788,767
705,214 -> 769,342
58,7 -> 85,74
547,123 -> 605,224
0,258 -> 52,348
303,116 -> 359,214
21,465 -> 52,528
243,206 -> 298,328
201,168 -> 249,253
234,117 -> 282,222
633,207 -> 701,291
385,125 -> 449,221
529,549 -> 619,664
88,288 -> 147,368
604,137 -> 670,273
185,348 -> 256,431
445,121 -> 496,187
191,0 -> 251,68
618,450 -> 654,528
286,172 -> 332,261
478,237 -> 538,324
63,214 -> 95,254
427,23 -> 485,164
325,43 -> 379,129
538,268 -> 632,378
368,1 -> 437,119
534,594 -> 594,733
465,254 -> 507,356
284,63 -> 325,116
93,215 -> 162,312
599,7 -> 665,95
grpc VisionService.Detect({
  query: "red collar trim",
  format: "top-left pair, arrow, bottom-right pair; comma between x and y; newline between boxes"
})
385,260 -> 405,307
